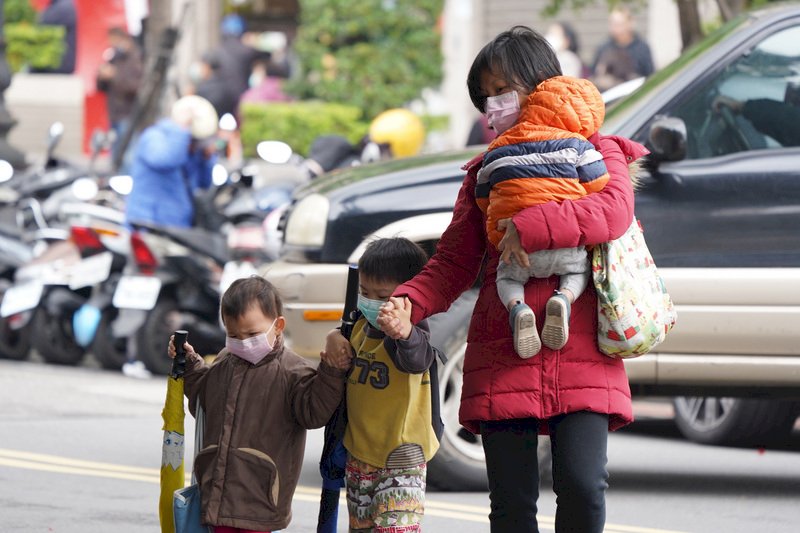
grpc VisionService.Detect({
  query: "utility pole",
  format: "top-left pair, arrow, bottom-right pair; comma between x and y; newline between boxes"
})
0,0 -> 26,169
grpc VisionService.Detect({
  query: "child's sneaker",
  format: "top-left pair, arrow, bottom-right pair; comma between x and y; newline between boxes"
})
509,302 -> 540,359
542,291 -> 570,350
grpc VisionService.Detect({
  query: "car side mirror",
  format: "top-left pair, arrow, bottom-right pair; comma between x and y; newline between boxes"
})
648,116 -> 687,162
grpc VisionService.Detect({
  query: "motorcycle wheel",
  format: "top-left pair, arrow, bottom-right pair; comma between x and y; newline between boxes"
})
91,309 -> 129,370
137,298 -> 183,376
0,316 -> 32,360
31,306 -> 85,365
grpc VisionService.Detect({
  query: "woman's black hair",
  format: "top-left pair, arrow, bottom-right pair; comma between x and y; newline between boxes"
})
467,25 -> 562,113
220,276 -> 283,322
358,237 -> 429,285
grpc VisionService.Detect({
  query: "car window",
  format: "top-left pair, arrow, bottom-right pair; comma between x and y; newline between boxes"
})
670,24 -> 800,159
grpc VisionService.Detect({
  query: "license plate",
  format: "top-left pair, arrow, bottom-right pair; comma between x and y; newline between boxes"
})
112,276 -> 162,310
69,252 -> 114,290
1,281 -> 44,317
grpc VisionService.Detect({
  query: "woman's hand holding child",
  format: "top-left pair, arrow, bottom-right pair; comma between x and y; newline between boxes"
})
377,297 -> 413,340
497,218 -> 530,267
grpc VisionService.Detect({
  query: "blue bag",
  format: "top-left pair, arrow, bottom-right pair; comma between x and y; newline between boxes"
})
174,402 -> 212,533
173,483 -> 211,533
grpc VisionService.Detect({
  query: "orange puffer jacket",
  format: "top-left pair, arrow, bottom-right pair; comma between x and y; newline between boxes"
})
477,76 -> 609,247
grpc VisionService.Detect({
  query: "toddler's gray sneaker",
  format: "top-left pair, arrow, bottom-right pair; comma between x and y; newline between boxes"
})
542,291 -> 570,350
510,301 -> 540,359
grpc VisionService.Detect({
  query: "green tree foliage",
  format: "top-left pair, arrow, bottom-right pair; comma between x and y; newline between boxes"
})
4,0 -> 65,72
5,0 -> 37,24
287,0 -> 444,120
240,101 -> 369,157
5,25 -> 65,72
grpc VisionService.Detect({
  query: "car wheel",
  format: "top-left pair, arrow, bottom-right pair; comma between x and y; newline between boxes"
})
425,289 -> 552,490
673,396 -> 799,446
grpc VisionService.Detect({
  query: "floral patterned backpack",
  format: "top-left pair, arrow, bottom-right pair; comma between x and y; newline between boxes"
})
592,218 -> 677,358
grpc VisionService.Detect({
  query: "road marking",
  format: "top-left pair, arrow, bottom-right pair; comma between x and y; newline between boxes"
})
0,448 -> 689,532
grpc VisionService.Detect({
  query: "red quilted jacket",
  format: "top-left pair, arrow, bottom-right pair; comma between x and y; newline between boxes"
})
395,134 -> 648,434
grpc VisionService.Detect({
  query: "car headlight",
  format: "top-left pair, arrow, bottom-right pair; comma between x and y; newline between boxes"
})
284,193 -> 329,247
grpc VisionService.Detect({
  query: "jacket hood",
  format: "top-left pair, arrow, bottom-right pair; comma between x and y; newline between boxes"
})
518,76 -> 605,139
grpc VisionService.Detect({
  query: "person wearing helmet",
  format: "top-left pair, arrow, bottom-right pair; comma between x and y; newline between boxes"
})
124,95 -> 219,228
368,108 -> 426,158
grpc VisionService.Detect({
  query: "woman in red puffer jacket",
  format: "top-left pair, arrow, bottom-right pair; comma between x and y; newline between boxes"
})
378,26 -> 648,533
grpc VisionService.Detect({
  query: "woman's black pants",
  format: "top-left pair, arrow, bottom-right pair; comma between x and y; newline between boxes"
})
480,411 -> 609,533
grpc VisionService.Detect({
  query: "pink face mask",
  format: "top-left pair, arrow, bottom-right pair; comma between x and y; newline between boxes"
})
226,320 -> 277,365
485,91 -> 521,134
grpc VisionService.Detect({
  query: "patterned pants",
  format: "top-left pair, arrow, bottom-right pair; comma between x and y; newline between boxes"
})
345,454 -> 427,532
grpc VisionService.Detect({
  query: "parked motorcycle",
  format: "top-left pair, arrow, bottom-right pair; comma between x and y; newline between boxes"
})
0,126 -> 127,364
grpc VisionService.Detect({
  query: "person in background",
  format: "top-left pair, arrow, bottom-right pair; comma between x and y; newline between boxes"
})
238,51 -> 292,110
195,50 -> 240,119
712,93 -> 800,148
591,6 -> 654,91
124,95 -> 218,229
169,276 -> 351,532
546,21 -> 585,79
96,27 -> 144,167
216,14 -> 258,101
34,0 -> 77,74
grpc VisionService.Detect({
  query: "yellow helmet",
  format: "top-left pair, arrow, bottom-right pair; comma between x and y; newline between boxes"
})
368,108 -> 425,158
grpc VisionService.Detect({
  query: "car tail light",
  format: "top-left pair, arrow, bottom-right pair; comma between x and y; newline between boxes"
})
130,232 -> 158,275
70,226 -> 104,255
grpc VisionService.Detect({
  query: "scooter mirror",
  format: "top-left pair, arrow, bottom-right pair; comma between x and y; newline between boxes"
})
0,160 -> 13,183
72,177 -> 99,201
212,163 -> 229,186
219,113 -> 238,132
49,121 -> 65,140
256,141 -> 293,164
109,174 -> 133,195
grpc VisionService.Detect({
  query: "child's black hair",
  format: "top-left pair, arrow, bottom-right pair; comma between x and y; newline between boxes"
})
358,237 -> 429,285
467,25 -> 562,113
220,276 -> 283,322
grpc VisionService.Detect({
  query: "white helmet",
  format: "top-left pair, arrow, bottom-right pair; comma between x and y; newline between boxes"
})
171,95 -> 219,139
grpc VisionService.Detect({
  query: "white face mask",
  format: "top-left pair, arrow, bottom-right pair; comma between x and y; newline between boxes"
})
485,91 -> 520,134
225,319 -> 277,365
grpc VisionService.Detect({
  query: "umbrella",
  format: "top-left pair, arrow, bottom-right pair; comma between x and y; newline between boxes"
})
317,266 -> 359,532
159,331 -> 189,533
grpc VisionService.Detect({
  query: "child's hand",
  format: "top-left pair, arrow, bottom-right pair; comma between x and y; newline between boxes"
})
167,334 -> 198,360
321,329 -> 352,370
378,297 -> 413,340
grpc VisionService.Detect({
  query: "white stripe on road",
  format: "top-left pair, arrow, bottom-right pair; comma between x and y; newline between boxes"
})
0,448 -> 688,532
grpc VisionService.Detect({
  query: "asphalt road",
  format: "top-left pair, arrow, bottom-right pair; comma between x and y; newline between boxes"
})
1,359 -> 798,532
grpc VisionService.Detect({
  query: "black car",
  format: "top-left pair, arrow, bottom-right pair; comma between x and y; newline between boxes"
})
264,4 -> 800,490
